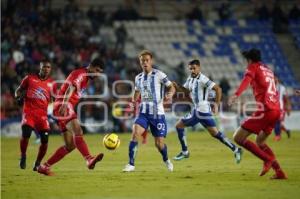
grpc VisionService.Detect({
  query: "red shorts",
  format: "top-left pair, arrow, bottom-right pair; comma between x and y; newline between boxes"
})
242,109 -> 280,135
53,101 -> 77,132
22,112 -> 49,132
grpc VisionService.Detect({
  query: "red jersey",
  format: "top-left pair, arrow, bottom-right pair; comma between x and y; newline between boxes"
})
235,62 -> 280,110
20,74 -> 57,115
57,68 -> 89,107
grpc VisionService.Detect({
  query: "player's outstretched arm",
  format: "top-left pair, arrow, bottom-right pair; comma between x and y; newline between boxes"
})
212,84 -> 222,114
132,90 -> 141,102
131,90 -> 141,110
59,85 -> 75,116
15,86 -> 22,99
165,82 -> 176,102
15,85 -> 26,105
229,75 -> 252,106
172,81 -> 190,95
295,89 -> 300,96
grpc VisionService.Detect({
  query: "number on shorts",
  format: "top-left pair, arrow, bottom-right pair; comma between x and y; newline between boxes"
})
157,123 -> 165,131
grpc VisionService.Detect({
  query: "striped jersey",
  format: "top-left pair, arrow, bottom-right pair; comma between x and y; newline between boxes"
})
183,73 -> 215,113
277,83 -> 286,110
135,69 -> 172,115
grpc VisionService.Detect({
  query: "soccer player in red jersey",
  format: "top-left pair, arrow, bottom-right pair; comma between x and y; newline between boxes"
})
37,58 -> 105,176
15,59 -> 57,170
229,49 -> 287,179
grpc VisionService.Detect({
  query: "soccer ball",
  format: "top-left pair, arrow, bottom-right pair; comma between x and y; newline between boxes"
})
103,133 -> 120,150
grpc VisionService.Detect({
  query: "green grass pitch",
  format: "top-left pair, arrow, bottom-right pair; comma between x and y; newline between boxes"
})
2,131 -> 300,199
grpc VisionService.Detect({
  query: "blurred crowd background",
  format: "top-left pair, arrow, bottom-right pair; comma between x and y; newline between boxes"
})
1,0 -> 300,133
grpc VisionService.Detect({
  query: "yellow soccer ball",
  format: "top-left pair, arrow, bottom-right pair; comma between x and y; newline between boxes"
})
103,133 -> 120,150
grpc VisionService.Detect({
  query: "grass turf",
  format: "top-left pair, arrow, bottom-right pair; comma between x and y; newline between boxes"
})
2,131 -> 300,199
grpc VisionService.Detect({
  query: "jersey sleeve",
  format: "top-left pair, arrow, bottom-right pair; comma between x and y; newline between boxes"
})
158,71 -> 172,87
134,76 -> 140,91
201,75 -> 215,90
70,71 -> 85,90
244,64 -> 256,79
20,75 -> 29,89
183,77 -> 191,89
234,65 -> 256,96
234,75 -> 251,96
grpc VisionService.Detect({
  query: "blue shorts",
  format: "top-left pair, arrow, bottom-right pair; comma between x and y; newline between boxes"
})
181,109 -> 216,128
134,113 -> 167,137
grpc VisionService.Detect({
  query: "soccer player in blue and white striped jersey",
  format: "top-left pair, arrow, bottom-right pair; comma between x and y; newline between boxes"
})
123,50 -> 176,172
173,59 -> 243,163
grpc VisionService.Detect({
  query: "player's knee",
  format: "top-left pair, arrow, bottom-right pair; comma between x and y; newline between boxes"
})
73,127 -> 83,135
155,139 -> 164,150
22,125 -> 33,138
131,131 -> 139,141
233,134 -> 244,145
40,131 -> 49,144
131,125 -> 143,141
208,130 -> 218,137
255,138 -> 264,147
175,121 -> 184,129
256,141 -> 264,148
65,143 -> 75,152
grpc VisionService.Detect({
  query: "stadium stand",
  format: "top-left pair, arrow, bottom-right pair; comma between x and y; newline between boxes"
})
289,20 -> 300,49
120,18 -> 300,108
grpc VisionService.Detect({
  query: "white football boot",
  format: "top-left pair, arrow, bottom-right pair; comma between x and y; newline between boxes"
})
122,164 -> 135,172
165,159 -> 174,172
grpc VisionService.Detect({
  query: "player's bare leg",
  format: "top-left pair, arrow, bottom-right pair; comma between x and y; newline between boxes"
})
141,130 -> 148,144
173,120 -> 190,161
206,126 -> 243,163
123,124 -> 145,172
256,132 -> 287,179
233,127 -> 275,176
67,119 -> 104,169
155,137 -> 173,171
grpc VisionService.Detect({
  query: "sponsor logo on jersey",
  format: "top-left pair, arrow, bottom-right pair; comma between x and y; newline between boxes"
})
31,87 -> 47,100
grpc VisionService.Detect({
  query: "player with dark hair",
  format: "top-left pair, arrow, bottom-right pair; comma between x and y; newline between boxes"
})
172,59 -> 242,163
229,48 -> 287,179
15,59 -> 57,170
123,50 -> 176,172
37,58 -> 105,176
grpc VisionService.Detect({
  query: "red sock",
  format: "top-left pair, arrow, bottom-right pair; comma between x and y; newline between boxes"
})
259,144 -> 275,158
272,160 -> 281,171
259,143 -> 281,170
46,146 -> 70,166
20,138 -> 29,157
36,143 -> 48,163
242,140 -> 273,162
74,135 -> 91,160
